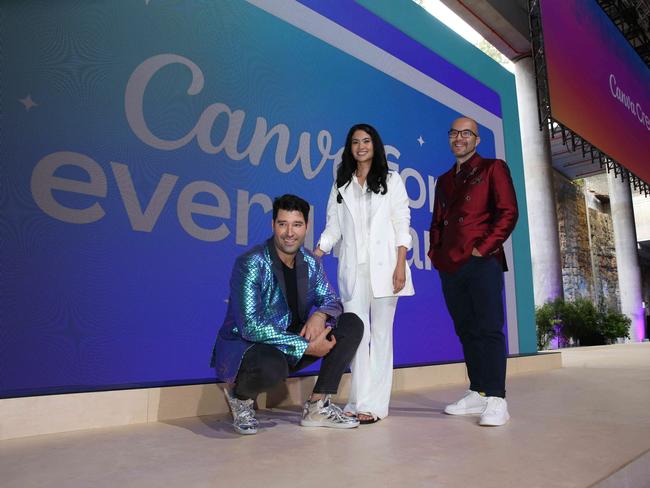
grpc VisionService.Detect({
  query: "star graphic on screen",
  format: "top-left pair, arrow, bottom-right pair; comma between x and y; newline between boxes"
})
417,135 -> 425,147
19,95 -> 38,111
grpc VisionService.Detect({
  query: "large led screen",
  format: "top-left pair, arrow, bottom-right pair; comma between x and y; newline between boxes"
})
1,0 -> 528,398
540,0 -> 650,182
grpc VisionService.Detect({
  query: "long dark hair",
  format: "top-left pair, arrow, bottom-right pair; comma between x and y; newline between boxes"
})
336,123 -> 388,203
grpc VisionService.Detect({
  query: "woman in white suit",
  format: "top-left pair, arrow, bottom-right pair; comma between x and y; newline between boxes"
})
315,123 -> 414,423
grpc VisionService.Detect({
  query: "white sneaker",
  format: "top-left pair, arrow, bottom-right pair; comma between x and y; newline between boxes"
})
444,390 -> 488,415
479,397 -> 510,426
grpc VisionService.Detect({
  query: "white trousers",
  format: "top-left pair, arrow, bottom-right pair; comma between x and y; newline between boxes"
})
343,264 -> 398,419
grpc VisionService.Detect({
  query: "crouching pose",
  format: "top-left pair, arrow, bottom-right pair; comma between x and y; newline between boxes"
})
211,194 -> 364,435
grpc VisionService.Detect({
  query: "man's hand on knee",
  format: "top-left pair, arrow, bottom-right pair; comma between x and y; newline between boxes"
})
304,326 -> 336,357
300,311 -> 327,341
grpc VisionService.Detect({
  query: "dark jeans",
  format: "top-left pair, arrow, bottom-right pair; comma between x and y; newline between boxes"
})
440,256 -> 507,398
233,312 -> 363,400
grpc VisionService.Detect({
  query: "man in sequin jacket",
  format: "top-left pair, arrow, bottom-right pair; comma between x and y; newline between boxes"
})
211,194 -> 363,435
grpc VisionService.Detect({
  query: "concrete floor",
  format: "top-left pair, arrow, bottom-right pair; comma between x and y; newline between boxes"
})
1,343 -> 649,488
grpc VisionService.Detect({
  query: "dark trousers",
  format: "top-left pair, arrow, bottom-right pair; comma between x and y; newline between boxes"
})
440,256 -> 507,398
233,312 -> 363,400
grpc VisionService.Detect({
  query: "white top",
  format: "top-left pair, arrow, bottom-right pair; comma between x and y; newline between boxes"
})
351,175 -> 372,265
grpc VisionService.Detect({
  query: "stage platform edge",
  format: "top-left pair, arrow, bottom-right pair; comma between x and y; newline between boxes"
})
0,352 -> 561,441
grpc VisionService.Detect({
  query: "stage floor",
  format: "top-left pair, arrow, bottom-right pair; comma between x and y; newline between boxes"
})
2,343 -> 649,488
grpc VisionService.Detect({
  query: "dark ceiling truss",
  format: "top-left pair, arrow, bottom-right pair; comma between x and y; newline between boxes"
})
597,0 -> 650,67
550,122 -> 649,195
528,0 -> 649,196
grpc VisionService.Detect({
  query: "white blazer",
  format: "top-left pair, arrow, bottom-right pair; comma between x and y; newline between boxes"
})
318,171 -> 415,302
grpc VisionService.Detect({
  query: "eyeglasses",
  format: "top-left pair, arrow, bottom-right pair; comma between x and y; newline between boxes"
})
448,129 -> 477,139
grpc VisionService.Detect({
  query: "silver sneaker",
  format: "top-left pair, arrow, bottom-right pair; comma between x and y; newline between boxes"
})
223,387 -> 258,435
444,390 -> 488,415
300,395 -> 360,429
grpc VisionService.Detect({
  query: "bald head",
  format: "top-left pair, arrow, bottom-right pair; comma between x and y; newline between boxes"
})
449,116 -> 481,165
451,117 -> 479,135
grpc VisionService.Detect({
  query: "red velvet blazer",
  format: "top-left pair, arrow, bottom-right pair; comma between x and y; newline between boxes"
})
428,153 -> 518,273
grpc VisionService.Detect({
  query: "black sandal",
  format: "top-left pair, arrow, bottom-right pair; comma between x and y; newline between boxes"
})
358,412 -> 380,424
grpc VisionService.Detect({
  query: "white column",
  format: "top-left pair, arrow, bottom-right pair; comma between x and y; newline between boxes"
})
607,171 -> 645,341
514,56 -> 563,305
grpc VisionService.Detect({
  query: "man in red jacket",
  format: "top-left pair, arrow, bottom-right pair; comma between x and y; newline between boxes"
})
428,116 -> 518,426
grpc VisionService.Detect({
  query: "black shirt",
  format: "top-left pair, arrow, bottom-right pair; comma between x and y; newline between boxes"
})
282,261 -> 302,334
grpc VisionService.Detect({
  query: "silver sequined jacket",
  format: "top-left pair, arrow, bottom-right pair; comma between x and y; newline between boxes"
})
211,238 -> 343,383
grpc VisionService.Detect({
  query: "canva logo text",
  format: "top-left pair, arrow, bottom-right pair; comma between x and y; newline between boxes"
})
30,54 -> 438,270
609,74 -> 650,130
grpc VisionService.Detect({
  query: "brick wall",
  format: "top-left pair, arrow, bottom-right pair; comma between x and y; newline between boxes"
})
553,172 -> 620,309
588,207 -> 619,310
